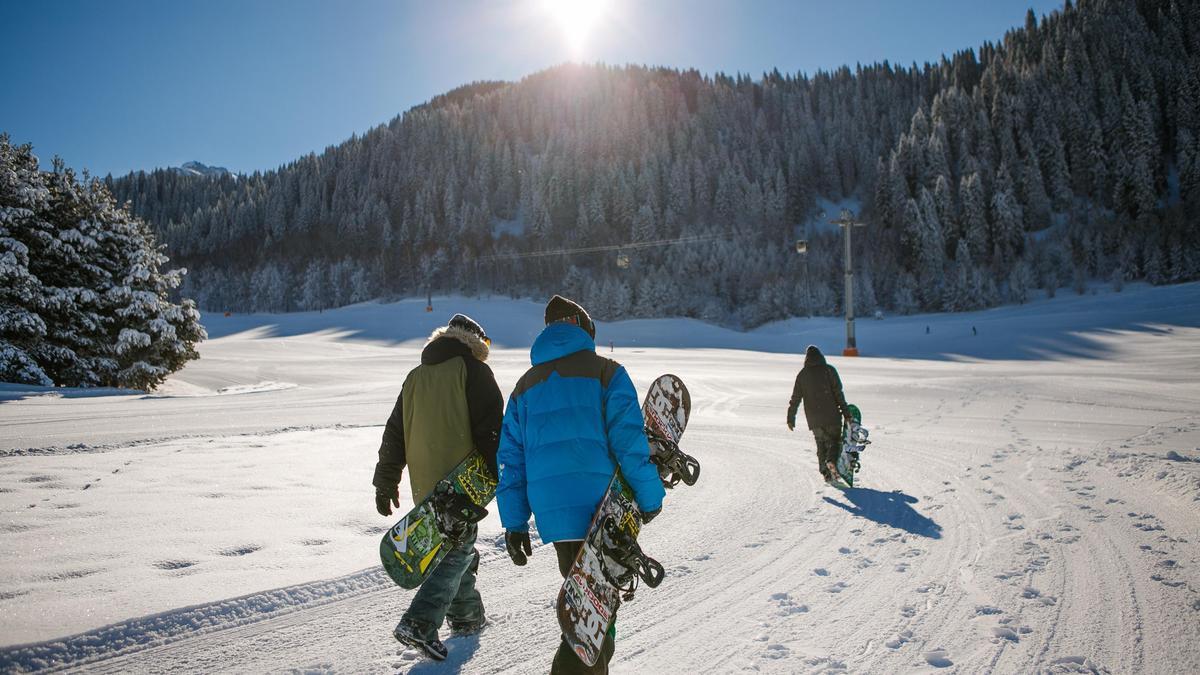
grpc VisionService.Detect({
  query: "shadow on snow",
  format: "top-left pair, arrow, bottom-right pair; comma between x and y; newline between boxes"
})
822,487 -> 943,539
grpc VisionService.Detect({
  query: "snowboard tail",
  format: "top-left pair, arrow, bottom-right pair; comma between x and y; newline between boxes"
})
380,451 -> 496,589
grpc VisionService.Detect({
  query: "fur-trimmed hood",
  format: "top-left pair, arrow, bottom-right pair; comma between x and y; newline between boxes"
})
423,325 -> 490,364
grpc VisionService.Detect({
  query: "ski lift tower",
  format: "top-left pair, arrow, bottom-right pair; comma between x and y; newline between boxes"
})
830,209 -> 866,356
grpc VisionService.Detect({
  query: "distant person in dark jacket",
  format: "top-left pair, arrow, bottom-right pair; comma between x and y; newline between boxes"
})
372,313 -> 503,661
786,345 -> 853,482
496,295 -> 665,675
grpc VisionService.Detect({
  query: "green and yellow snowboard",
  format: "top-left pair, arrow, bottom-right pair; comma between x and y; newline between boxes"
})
379,452 -> 496,589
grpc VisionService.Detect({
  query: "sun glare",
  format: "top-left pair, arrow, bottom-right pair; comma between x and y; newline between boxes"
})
542,0 -> 610,53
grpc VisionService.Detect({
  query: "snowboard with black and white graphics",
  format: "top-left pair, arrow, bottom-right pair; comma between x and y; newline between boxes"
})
555,374 -> 692,667
379,451 -> 496,589
832,404 -> 869,487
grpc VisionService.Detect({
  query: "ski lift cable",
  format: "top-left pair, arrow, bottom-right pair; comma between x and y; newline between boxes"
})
479,232 -> 726,262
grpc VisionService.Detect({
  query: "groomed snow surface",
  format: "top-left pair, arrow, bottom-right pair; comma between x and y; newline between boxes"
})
2,282 -> 1199,674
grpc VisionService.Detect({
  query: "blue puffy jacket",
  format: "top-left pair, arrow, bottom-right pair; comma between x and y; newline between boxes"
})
496,322 -> 665,542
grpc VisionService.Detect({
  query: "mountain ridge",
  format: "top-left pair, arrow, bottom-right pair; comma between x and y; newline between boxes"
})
105,0 -> 1200,325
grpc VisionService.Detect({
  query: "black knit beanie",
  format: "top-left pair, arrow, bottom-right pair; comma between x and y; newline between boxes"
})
449,313 -> 488,342
544,295 -> 595,339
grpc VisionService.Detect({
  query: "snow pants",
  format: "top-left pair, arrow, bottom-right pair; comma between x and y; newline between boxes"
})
552,541 -> 616,674
400,524 -> 483,641
812,425 -> 842,478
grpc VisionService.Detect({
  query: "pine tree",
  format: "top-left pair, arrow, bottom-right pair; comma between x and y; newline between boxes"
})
891,273 -> 919,314
959,173 -> 989,261
0,137 -> 204,389
0,136 -> 53,385
301,260 -> 328,311
1007,259 -> 1035,304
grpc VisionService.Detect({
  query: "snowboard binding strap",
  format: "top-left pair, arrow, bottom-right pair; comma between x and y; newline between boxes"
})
431,482 -> 488,545
647,432 -> 700,488
597,515 -> 665,600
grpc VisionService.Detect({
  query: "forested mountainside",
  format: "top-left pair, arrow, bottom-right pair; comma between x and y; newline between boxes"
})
108,0 -> 1200,325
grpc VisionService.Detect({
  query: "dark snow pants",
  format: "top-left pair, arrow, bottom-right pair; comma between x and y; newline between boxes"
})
400,524 -> 483,641
552,541 -> 616,674
812,425 -> 842,478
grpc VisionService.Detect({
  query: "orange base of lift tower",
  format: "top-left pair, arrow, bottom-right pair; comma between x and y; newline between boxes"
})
843,347 -> 859,356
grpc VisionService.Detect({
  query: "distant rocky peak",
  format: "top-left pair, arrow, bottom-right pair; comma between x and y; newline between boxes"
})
176,161 -> 232,178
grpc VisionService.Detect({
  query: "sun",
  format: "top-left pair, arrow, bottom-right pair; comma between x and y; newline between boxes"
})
542,0 -> 611,54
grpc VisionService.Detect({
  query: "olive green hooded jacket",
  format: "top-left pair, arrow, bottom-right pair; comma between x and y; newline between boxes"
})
372,326 -> 503,502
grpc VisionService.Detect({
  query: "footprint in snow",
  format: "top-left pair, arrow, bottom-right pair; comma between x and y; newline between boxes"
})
884,629 -> 913,649
991,626 -> 1020,642
762,643 -> 790,659
900,605 -> 916,618
1022,587 -> 1057,605
813,568 -> 829,576
826,581 -> 848,593
1049,655 -> 1108,672
924,649 -> 953,668
218,544 -> 263,556
1150,574 -> 1186,588
769,592 -> 809,615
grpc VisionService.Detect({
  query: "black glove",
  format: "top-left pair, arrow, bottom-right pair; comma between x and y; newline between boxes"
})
505,530 -> 532,566
642,507 -> 661,524
375,486 -> 400,517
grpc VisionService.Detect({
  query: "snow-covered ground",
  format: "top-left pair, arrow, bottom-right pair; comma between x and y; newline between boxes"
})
2,282 -> 1199,673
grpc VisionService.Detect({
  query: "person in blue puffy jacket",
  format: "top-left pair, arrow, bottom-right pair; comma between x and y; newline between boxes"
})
497,295 -> 665,675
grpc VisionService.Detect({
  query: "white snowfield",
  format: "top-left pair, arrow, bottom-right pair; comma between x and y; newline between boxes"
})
1,282 -> 1198,674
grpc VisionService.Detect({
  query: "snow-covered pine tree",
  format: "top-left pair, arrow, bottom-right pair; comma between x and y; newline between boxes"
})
891,273 -> 919,315
0,136 -> 53,385
0,137 -> 204,389
1007,259 -> 1036,304
960,173 -> 989,261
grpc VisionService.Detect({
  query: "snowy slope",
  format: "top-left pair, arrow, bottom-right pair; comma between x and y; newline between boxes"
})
1,283 -> 1198,673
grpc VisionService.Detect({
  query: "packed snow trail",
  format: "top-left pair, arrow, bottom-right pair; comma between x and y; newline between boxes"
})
1,284 -> 1198,673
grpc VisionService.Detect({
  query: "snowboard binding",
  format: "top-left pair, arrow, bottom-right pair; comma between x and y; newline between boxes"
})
646,431 -> 700,488
431,481 -> 488,545
597,514 -> 665,600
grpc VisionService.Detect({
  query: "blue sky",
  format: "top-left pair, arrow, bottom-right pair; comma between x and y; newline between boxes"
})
1,0 -> 1064,177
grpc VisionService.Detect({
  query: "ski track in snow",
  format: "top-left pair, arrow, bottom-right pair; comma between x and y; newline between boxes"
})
1,284 -> 1199,673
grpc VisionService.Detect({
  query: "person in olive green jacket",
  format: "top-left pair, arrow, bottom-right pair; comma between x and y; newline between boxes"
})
372,313 -> 503,661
